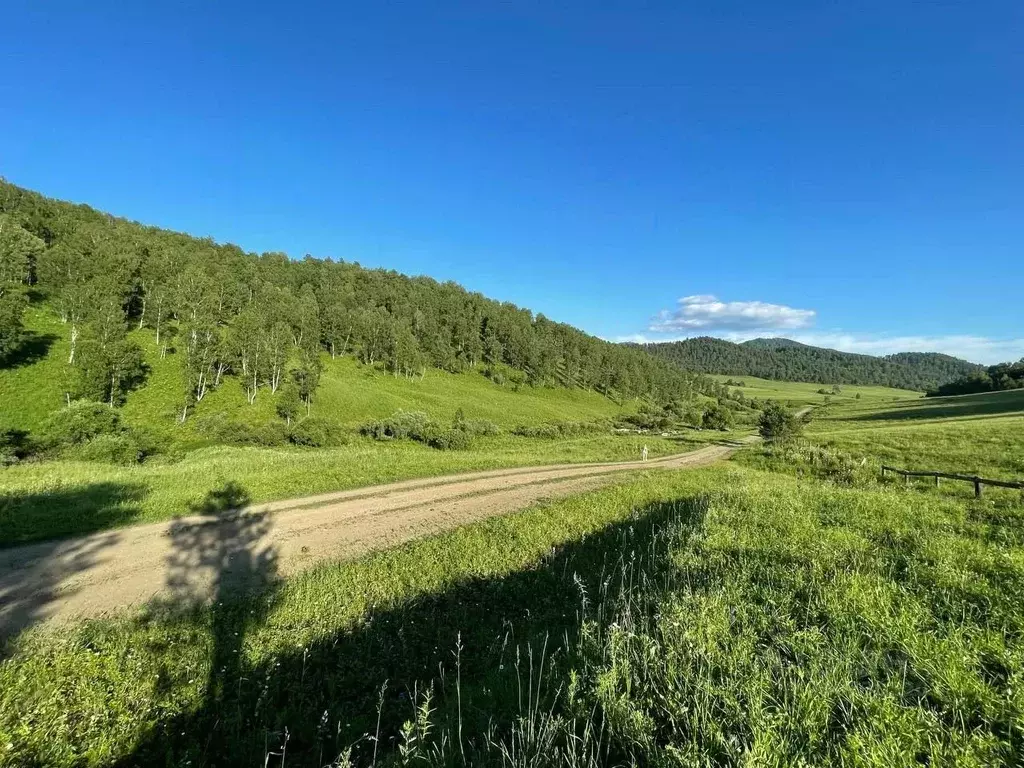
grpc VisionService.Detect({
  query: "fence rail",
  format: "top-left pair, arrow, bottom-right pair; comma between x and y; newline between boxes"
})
881,465 -> 1024,498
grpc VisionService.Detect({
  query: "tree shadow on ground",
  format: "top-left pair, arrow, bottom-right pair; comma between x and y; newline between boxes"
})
111,497 -> 704,767
0,330 -> 57,369
851,390 -> 1024,423
0,481 -> 148,547
137,482 -> 281,763
0,483 -> 144,645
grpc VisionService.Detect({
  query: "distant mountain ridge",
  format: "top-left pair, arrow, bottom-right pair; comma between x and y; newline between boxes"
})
635,336 -> 983,392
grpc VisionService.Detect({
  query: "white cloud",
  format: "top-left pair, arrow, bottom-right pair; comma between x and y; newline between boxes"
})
617,293 -> 1024,364
650,295 -> 816,333
614,329 -> 1024,366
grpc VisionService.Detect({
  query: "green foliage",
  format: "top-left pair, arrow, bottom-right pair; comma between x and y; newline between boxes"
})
757,400 -> 804,442
457,418 -> 500,437
37,401 -> 124,450
700,401 -> 733,430
641,335 -> 982,391
928,358 -> 1024,396
275,381 -> 302,425
62,433 -> 145,465
424,426 -> 472,451
0,179 -> 714,416
195,413 -> 289,447
512,420 -> 608,439
361,410 -> 436,441
287,416 -> 349,447
0,290 -> 27,362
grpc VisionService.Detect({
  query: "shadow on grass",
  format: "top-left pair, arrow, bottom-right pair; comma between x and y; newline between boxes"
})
110,498 -> 704,767
142,482 -> 281,761
0,330 -> 57,369
853,390 -> 1024,423
0,481 -> 148,548
0,483 -> 145,643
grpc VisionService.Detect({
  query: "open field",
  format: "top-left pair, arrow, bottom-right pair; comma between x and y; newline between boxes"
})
0,440 -> 753,636
711,373 -> 920,406
809,389 -> 1024,482
2,373 -> 1022,766
3,461 -> 1023,766
0,432 -> 726,547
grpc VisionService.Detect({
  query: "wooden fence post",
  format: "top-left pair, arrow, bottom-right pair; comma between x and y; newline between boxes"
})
974,478 -> 982,498
935,475 -> 940,487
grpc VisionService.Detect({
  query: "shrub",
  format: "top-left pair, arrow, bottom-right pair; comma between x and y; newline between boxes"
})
426,427 -> 473,451
0,428 -> 31,466
361,411 -> 475,450
458,419 -> 500,437
289,417 -> 349,448
513,420 -> 608,439
361,411 -> 434,441
760,442 -> 865,485
197,414 -> 289,447
701,403 -> 733,431
64,433 -> 144,465
758,402 -> 803,443
38,401 -> 123,450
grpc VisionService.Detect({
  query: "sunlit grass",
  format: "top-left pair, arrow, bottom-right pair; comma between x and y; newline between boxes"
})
3,465 -> 1022,766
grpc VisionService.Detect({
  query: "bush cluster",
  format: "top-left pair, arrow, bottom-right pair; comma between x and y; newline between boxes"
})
196,413 -> 289,448
361,410 -> 477,450
762,442 -> 867,486
36,402 -> 155,464
287,417 -> 349,448
512,420 -> 608,439
701,403 -> 733,431
757,401 -> 804,442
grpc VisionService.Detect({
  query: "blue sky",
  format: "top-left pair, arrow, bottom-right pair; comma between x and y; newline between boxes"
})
2,1 -> 1021,363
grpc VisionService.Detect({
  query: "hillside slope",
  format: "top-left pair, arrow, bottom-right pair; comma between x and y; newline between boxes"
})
638,336 -> 981,391
0,180 -> 713,443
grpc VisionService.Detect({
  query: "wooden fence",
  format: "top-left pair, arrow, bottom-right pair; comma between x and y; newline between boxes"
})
881,465 -> 1024,498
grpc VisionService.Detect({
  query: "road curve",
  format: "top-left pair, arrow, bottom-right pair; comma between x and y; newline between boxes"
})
0,438 -> 756,636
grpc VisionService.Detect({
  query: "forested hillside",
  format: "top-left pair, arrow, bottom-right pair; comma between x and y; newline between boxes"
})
0,180 -> 710,427
638,336 -> 981,391
928,358 -> 1024,396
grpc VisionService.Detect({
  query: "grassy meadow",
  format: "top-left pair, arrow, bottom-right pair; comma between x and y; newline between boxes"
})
712,373 -> 920,406
807,389 -> 1024,485
3,315 -> 1023,766
3,457 -> 1024,766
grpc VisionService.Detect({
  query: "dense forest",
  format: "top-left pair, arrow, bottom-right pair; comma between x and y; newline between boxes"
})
0,180 -> 719,423
927,359 -> 1024,397
637,336 -> 982,392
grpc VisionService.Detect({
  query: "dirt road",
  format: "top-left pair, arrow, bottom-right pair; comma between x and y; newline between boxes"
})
0,438 -> 755,636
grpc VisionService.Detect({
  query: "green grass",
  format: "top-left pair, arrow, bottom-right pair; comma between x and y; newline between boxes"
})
3,464 -> 1023,766
711,373 -> 921,406
1,307 -> 746,547
806,389 -> 1024,483
0,432 -> 711,546
1,307 -> 637,441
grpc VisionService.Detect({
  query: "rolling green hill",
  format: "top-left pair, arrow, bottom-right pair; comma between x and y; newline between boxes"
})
637,335 -> 982,391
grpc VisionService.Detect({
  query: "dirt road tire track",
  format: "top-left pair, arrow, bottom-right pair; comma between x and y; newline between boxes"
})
0,439 -> 755,635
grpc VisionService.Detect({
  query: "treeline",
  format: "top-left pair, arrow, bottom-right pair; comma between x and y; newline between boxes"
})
0,180 -> 713,420
637,336 -> 982,392
927,359 -> 1024,397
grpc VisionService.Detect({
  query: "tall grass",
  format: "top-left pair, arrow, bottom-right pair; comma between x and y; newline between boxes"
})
3,465 -> 1022,766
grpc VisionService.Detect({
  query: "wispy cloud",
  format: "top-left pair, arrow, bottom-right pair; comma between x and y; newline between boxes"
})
649,295 -> 816,333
